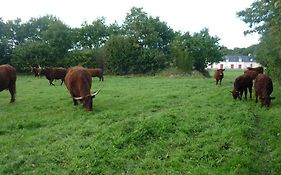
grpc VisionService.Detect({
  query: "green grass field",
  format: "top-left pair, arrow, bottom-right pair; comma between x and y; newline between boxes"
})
1,70 -> 280,174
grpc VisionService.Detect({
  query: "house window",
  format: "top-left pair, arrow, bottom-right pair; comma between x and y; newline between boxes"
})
238,64 -> 242,69
231,64 -> 234,69
211,64 -> 213,68
220,64 -> 224,69
250,64 -> 253,67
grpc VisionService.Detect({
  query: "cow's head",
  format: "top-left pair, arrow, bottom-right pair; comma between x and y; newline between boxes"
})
260,96 -> 275,107
231,90 -> 241,100
73,89 -> 101,111
31,67 -> 40,76
217,69 -> 225,76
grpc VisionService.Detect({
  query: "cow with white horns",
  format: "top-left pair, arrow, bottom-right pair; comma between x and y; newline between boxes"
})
64,66 -> 100,111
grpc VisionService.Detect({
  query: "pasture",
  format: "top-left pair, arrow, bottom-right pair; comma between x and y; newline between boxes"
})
0,70 -> 280,174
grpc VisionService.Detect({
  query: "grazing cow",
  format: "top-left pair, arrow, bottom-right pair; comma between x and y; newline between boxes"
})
64,66 -> 100,111
244,70 -> 259,80
214,69 -> 225,85
39,67 -> 67,85
87,68 -> 104,81
247,66 -> 264,74
231,74 -> 253,100
0,64 -> 16,103
254,74 -> 275,107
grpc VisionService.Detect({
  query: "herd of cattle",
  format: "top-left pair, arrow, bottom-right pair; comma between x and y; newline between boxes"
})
0,64 -> 103,111
0,64 -> 276,112
214,66 -> 275,107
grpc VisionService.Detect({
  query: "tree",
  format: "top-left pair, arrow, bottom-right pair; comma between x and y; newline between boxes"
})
170,33 -> 192,72
105,35 -> 142,75
187,28 -> 223,71
63,48 -> 106,69
123,7 -> 175,73
76,18 -> 108,49
40,19 -> 72,61
9,15 -> 72,68
237,0 -> 281,81
0,18 -> 11,64
222,45 -> 258,56
237,0 -> 278,35
124,7 -> 174,51
1,18 -> 28,64
11,41 -> 52,71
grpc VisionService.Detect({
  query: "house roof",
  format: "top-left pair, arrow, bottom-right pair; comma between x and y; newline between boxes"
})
224,55 -> 256,62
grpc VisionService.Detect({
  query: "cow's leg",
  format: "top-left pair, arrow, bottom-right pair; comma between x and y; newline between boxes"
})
61,79 -> 64,85
249,87 -> 252,99
72,99 -> 78,106
49,79 -> 55,85
244,89 -> 247,100
8,83 -> 16,103
255,90 -> 259,103
216,79 -> 218,85
239,91 -> 242,100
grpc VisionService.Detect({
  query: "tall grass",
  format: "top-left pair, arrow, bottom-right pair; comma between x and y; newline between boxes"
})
0,70 -> 280,174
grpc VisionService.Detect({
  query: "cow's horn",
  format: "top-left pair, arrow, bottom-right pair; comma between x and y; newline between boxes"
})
73,96 -> 83,100
92,89 -> 101,97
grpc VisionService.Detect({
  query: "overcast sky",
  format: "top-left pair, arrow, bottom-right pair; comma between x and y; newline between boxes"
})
0,0 -> 260,49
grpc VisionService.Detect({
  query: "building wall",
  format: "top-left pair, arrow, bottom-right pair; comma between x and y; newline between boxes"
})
208,61 -> 261,70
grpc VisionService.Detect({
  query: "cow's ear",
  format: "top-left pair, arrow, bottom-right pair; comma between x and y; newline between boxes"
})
271,97 -> 276,100
229,90 -> 232,93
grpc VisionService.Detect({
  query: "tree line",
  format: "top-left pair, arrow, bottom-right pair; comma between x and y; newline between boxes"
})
0,7 -> 225,75
237,0 -> 281,82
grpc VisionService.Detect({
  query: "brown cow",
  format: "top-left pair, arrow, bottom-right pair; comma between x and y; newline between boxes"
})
244,70 -> 259,80
254,74 -> 275,107
87,68 -> 104,81
231,74 -> 253,100
31,67 -> 40,77
39,67 -> 67,85
0,64 -> 16,103
214,69 -> 225,85
64,66 -> 100,111
247,66 -> 264,74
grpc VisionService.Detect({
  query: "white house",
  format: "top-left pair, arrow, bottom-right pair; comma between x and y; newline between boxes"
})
208,55 -> 262,70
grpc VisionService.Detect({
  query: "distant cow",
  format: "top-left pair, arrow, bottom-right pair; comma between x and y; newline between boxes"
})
65,66 -> 100,111
244,70 -> 259,80
31,67 -> 40,77
214,69 -> 225,85
254,74 -> 275,107
87,68 -> 104,81
247,66 -> 264,74
0,64 -> 16,103
231,74 -> 253,100
39,67 -> 67,85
